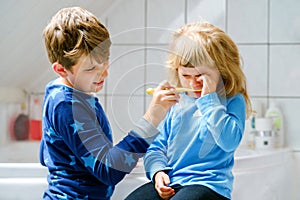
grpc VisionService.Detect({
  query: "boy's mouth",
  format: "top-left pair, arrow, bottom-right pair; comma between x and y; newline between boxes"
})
94,80 -> 104,87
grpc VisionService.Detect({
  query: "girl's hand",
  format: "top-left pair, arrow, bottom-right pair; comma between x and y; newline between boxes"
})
154,171 -> 175,200
144,81 -> 179,127
197,66 -> 220,97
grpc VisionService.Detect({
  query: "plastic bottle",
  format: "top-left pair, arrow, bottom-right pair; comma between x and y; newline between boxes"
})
241,100 -> 262,149
265,102 -> 284,148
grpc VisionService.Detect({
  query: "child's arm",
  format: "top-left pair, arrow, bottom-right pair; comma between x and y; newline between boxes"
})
52,101 -> 147,185
197,92 -> 246,152
48,81 -> 178,186
143,111 -> 172,182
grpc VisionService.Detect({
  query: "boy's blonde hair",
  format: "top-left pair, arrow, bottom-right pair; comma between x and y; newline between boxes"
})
166,22 -> 251,116
43,7 -> 111,70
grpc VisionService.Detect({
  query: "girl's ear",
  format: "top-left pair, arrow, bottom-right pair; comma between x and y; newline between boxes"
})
52,62 -> 68,78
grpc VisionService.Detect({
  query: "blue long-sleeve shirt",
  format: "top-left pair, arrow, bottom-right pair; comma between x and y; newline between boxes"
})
40,80 -> 158,200
144,92 -> 246,199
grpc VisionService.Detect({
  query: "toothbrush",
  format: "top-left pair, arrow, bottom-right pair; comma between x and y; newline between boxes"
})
146,87 -> 201,95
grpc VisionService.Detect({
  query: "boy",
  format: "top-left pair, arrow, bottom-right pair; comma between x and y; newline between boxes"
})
40,7 -> 179,199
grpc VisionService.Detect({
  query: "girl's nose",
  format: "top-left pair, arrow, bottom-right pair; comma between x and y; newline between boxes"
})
190,76 -> 201,88
190,77 -> 198,85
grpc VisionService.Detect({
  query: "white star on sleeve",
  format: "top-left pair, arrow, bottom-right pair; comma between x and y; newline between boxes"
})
70,120 -> 85,134
124,153 -> 135,167
69,155 -> 76,165
81,154 -> 95,169
46,127 -> 61,143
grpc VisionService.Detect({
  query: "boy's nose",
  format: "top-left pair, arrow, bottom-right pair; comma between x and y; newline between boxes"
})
98,62 -> 109,78
103,69 -> 108,78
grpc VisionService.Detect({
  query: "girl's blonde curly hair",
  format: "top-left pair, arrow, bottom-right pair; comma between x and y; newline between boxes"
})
166,22 -> 251,117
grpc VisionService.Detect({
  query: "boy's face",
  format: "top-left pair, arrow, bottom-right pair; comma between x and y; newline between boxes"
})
178,66 -> 203,98
65,55 -> 109,94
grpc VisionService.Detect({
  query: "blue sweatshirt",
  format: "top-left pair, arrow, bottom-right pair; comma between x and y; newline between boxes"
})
144,92 -> 246,199
40,80 -> 158,200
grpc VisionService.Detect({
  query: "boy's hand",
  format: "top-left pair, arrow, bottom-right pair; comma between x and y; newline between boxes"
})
144,81 -> 179,127
154,171 -> 175,200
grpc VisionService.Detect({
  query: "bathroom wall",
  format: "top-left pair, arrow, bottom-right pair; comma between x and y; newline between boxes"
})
100,0 -> 300,148
99,0 -> 300,198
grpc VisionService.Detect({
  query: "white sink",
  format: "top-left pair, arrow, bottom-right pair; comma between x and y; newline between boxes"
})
0,142 -> 296,200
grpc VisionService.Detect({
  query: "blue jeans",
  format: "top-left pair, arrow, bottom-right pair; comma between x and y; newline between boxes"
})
125,182 -> 229,200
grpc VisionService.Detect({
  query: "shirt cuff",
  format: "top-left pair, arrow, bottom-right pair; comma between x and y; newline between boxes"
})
196,92 -> 221,114
133,118 -> 159,144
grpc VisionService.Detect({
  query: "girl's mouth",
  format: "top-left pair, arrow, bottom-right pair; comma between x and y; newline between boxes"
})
192,88 -> 202,97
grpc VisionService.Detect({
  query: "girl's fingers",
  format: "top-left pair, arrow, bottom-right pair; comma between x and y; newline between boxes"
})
158,186 -> 175,199
154,172 -> 175,199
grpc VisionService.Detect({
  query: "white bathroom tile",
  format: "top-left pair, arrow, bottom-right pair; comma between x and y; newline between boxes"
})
269,45 -> 300,97
107,45 -> 145,95
249,98 -> 268,117
145,95 -> 152,109
270,0 -> 300,43
238,45 -> 268,96
293,151 -> 300,200
106,95 -> 144,143
294,152 -> 300,200
146,45 -> 169,87
107,0 -> 145,44
227,0 -> 268,43
146,0 -> 185,44
187,0 -> 226,30
268,98 -> 300,149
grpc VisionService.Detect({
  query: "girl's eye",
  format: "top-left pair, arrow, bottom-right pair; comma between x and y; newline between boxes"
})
86,66 -> 96,71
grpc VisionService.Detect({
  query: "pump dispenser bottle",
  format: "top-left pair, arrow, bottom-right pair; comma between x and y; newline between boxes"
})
265,102 -> 284,148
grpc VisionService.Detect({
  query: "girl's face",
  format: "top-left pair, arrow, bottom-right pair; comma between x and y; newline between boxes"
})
65,55 -> 109,94
178,66 -> 203,98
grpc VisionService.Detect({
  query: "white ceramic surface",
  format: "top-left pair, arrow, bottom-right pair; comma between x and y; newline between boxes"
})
0,142 -> 295,200
227,0 -> 268,43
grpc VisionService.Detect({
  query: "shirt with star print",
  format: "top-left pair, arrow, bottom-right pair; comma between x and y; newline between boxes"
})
40,80 -> 158,200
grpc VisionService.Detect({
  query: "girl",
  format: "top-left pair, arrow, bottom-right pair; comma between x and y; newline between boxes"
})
125,22 -> 251,200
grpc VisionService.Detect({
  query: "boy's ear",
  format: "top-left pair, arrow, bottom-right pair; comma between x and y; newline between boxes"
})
52,62 -> 68,78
